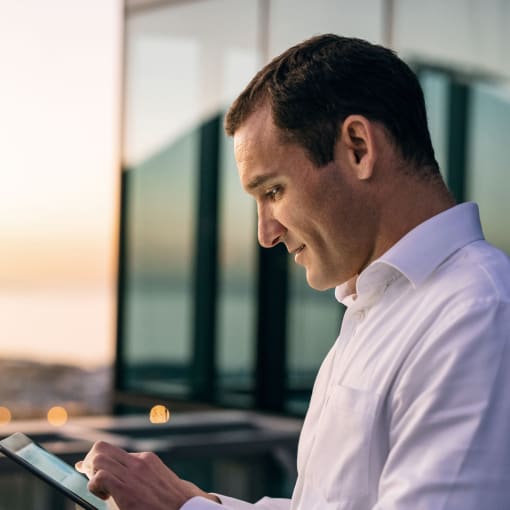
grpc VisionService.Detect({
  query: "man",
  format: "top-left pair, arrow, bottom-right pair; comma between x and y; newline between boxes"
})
77,34 -> 510,509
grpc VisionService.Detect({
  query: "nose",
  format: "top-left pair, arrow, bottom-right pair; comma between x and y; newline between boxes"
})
257,206 -> 286,248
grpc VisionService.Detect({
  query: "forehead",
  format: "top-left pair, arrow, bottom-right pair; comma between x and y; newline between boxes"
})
233,105 -> 276,163
234,106 -> 297,193
232,104 -> 327,197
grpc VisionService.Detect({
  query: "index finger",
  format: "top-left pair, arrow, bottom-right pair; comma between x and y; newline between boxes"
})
77,441 -> 132,479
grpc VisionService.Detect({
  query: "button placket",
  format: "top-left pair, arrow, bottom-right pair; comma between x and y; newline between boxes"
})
355,309 -> 366,321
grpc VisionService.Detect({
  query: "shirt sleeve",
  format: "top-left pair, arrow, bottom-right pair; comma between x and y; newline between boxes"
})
375,296 -> 510,509
180,496 -> 291,510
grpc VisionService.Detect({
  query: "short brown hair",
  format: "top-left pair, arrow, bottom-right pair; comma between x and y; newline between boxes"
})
225,34 -> 438,173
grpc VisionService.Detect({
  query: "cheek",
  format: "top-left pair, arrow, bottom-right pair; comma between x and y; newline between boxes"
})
271,201 -> 292,228
284,188 -> 338,243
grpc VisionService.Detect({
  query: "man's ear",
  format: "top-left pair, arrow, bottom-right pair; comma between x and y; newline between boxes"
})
338,115 -> 376,180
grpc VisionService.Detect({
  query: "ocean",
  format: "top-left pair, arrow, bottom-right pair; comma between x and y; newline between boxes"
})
0,286 -> 115,368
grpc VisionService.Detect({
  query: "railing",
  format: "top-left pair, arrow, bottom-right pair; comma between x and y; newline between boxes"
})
0,410 -> 301,510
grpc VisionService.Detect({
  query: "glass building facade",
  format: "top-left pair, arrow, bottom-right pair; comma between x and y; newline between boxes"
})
115,0 -> 510,418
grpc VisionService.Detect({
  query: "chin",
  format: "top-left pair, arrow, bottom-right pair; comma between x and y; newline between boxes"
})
305,271 -> 335,292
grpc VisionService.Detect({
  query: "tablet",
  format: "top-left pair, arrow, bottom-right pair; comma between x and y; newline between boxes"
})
0,432 -> 108,510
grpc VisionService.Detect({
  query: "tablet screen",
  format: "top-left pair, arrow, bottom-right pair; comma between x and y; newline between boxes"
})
0,432 -> 107,510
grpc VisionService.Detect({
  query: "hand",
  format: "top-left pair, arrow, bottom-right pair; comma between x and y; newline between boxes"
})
76,441 -> 221,510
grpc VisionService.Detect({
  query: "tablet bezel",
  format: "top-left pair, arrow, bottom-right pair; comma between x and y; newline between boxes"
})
0,432 -> 105,510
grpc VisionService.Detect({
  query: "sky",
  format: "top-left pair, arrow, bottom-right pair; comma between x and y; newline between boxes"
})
0,1 -> 122,365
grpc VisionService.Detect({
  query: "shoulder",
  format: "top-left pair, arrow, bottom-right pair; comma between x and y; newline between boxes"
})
427,239 -> 510,307
388,240 -> 510,382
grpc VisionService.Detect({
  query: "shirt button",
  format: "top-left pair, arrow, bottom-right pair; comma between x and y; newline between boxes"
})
355,309 -> 366,321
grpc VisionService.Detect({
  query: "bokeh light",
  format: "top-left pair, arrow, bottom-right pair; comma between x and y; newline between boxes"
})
47,406 -> 68,427
0,406 -> 12,425
149,405 -> 170,424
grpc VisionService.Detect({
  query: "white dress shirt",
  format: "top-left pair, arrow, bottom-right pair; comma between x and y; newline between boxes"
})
182,202 -> 510,510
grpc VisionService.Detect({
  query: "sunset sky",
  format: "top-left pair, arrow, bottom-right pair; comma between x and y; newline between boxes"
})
0,1 -> 122,365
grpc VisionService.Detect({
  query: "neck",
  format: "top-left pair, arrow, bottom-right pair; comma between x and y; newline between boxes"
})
369,170 -> 456,264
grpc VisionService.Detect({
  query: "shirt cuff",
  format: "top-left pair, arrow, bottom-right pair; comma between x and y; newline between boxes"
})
180,494 -> 290,510
214,494 -> 290,510
180,496 -> 224,509
180,494 -> 266,510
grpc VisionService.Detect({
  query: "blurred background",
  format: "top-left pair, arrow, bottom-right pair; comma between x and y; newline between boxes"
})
1,0 -> 509,507
0,1 -> 121,420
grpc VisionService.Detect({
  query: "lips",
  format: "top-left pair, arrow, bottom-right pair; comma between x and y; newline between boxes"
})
290,244 -> 305,255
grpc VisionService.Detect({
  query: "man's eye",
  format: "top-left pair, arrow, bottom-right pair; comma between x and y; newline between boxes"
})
265,186 -> 282,201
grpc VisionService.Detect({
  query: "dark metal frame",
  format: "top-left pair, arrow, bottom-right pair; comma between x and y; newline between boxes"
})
446,81 -> 470,202
191,115 -> 221,401
414,61 -> 506,201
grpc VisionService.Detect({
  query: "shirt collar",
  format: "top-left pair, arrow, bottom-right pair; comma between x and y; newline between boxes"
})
335,202 -> 485,305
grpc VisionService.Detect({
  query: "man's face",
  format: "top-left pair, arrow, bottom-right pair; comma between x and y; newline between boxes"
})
234,106 -> 376,290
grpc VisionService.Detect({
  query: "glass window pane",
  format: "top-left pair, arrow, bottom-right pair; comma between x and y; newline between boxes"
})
123,129 -> 198,395
269,0 -> 384,56
466,82 -> 510,255
121,0 -> 260,399
217,134 -> 257,407
286,264 -> 344,415
419,70 -> 449,179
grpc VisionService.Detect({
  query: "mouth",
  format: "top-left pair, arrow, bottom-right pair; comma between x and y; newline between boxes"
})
291,244 -> 305,259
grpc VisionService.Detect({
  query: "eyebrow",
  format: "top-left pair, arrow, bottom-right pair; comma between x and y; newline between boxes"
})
246,173 -> 279,192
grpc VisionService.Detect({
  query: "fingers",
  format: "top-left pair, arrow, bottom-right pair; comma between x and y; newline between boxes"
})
88,467 -> 123,500
76,442 -> 206,509
77,441 -> 130,479
76,441 -> 130,501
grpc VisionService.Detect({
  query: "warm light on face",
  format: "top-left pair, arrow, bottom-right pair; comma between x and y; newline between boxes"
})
149,405 -> 170,424
0,406 -> 12,425
47,406 -> 68,427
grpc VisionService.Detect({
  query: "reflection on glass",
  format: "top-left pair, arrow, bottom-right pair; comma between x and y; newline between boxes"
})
286,264 -> 344,414
216,134 -> 257,407
124,0 -> 260,169
121,0 -> 260,399
123,129 -> 198,395
419,70 -> 449,178
466,83 -> 510,255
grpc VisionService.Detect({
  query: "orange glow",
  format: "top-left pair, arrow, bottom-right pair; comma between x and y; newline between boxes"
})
47,406 -> 68,427
149,405 -> 170,424
0,232 -> 113,286
0,406 -> 12,425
